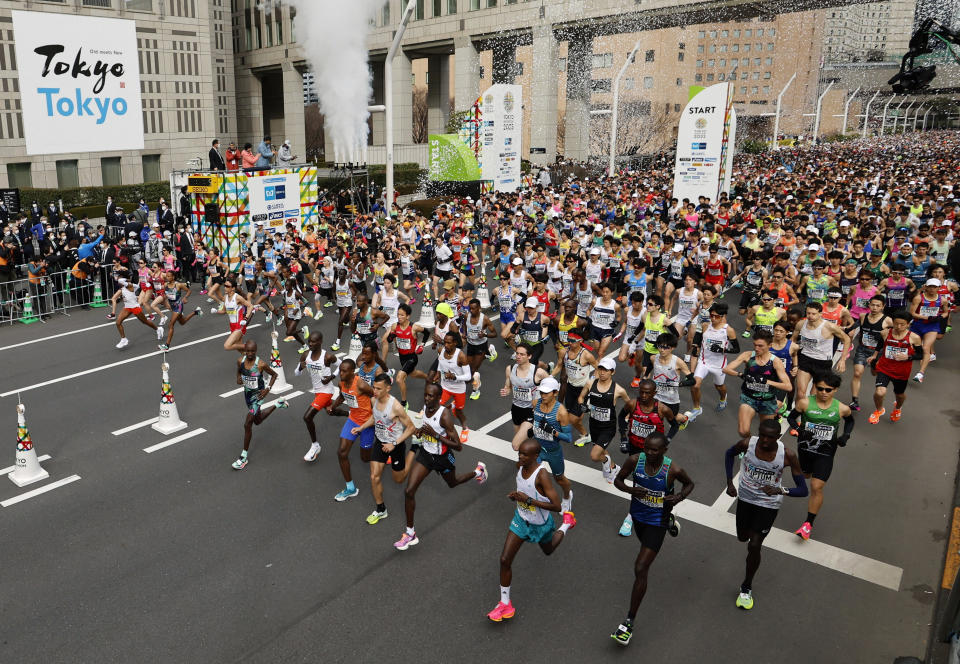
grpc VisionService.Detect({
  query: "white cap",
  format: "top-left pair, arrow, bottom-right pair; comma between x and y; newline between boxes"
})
512,257 -> 523,265
538,376 -> 561,393
839,220 -> 850,226
598,357 -> 616,371
594,224 -> 603,232
284,139 -> 291,146
672,243 -> 685,252
525,296 -> 539,308
926,278 -> 942,287
747,228 -> 757,234
808,243 -> 820,251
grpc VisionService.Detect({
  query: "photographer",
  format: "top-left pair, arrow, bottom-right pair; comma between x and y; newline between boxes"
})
27,255 -> 49,319
71,255 -> 98,309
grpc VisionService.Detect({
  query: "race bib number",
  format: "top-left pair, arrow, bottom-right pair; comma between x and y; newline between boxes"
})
397,337 -> 412,350
591,406 -> 611,422
809,288 -> 825,301
518,501 -> 537,513
884,345 -> 908,361
631,420 -> 655,438
342,392 -> 359,409
375,421 -> 393,440
861,332 -> 878,348
513,386 -> 531,403
533,423 -> 552,440
522,329 -> 540,343
639,490 -> 664,508
919,305 -> 939,318
242,375 -> 259,390
805,422 -> 835,441
644,329 -> 659,343
745,377 -> 769,393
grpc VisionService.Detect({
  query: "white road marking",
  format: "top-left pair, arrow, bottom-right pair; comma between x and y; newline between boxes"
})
111,417 -> 160,436
2,475 -> 81,507
0,325 -> 262,398
0,322 -> 116,352
219,387 -> 244,398
0,455 -> 51,476
262,390 -> 304,409
465,428 -> 903,591
143,428 -> 207,454
476,412 -> 513,435
711,472 -> 741,511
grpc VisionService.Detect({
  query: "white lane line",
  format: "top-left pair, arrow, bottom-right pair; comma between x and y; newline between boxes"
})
220,387 -> 244,398
2,475 -> 82,508
711,472 -> 741,511
143,428 -> 206,454
0,322 -> 116,352
476,412 -> 513,435
111,417 -> 160,436
0,324 -> 262,398
466,429 -> 903,591
262,390 -> 304,409
0,455 -> 51,476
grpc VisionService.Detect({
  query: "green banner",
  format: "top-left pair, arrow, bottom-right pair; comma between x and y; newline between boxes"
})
428,134 -> 481,182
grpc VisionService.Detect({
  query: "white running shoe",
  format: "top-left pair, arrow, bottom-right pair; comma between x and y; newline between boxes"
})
159,315 -> 168,326
560,489 -> 573,514
116,338 -> 129,349
303,442 -> 321,462
156,326 -> 164,340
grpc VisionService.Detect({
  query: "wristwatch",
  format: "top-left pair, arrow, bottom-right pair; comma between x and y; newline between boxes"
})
781,486 -> 789,495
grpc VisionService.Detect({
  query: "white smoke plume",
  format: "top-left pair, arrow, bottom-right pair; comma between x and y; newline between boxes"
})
286,0 -> 381,163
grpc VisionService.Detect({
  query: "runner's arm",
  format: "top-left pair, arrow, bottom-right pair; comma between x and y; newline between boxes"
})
779,449 -> 809,497
664,465 -> 694,506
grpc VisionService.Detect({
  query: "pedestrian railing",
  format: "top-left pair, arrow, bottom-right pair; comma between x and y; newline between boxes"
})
0,263 -> 118,326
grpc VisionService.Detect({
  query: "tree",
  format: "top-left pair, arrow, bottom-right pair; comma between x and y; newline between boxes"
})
412,87 -> 429,143
590,102 -> 673,160
304,103 -> 325,163
446,109 -> 472,134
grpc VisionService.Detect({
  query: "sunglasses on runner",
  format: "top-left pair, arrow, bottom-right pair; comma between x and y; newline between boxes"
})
815,386 -> 835,392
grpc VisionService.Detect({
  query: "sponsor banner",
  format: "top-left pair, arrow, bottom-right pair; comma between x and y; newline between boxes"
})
248,172 -> 303,232
672,83 -> 736,204
480,84 -> 522,193
428,134 -> 482,182
12,10 -> 144,155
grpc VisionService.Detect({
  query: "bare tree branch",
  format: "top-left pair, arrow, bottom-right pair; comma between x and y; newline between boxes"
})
412,87 -> 429,144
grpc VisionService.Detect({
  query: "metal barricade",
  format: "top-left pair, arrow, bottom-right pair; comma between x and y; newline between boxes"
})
1,263 -> 118,326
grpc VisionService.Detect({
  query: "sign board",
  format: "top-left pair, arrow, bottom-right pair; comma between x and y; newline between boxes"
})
187,175 -> 222,194
672,83 -> 736,204
0,188 -> 21,215
12,10 -> 144,156
428,134 -> 482,182
480,84 -> 522,192
248,172 -> 303,232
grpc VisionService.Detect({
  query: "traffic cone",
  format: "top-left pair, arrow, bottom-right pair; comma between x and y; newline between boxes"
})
477,276 -> 492,310
18,292 -> 38,325
417,292 -> 435,329
269,330 -> 293,393
346,333 -> 362,362
90,278 -> 108,308
9,403 -> 49,487
151,362 -> 189,435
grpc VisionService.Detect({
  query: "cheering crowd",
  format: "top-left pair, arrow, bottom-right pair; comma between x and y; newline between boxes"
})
20,130 -> 960,643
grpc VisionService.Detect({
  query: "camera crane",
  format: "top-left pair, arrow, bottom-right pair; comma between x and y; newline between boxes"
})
889,18 -> 960,93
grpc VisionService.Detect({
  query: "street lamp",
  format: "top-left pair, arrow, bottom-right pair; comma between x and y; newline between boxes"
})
812,80 -> 834,141
771,72 -> 797,151
880,95 -> 898,135
840,86 -> 860,134
609,39 -> 643,177
384,0 -> 417,209
860,90 -> 880,139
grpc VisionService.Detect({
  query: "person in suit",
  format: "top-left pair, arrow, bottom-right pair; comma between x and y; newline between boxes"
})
209,139 -> 226,171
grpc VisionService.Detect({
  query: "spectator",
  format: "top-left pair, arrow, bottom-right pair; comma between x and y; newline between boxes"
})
173,223 -> 196,284
158,201 -> 175,234
225,142 -> 240,171
77,227 -> 104,261
278,139 -> 297,167
144,225 -> 164,264
71,255 -> 97,309
178,186 -> 191,230
255,135 -> 274,169
29,201 -> 41,222
46,201 -> 59,226
209,139 -> 226,171
27,256 -> 48,319
0,235 -> 15,311
241,142 -> 258,170
106,196 -> 115,221
31,216 -> 45,242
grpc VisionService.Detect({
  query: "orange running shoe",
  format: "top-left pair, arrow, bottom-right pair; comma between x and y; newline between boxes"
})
868,408 -> 885,424
890,408 -> 902,422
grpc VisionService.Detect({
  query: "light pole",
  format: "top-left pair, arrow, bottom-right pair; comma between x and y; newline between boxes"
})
609,39 -> 643,177
771,72 -> 797,150
911,106 -> 923,131
384,0 -> 417,210
860,90 -> 880,138
922,107 -> 932,131
880,95 -> 897,135
812,80 -> 834,141
840,86 -> 860,135
899,100 -> 915,133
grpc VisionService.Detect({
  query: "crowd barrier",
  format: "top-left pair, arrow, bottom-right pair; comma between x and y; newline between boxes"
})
0,263 -> 118,326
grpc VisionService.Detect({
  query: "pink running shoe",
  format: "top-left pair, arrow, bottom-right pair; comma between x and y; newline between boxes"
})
562,511 -> 577,530
487,601 -> 516,622
795,521 -> 812,541
474,461 -> 488,484
393,531 -> 419,551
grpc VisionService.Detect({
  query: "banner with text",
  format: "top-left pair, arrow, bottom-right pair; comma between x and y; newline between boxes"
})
480,84 -> 522,192
248,172 -> 303,233
428,134 -> 482,181
672,83 -> 736,204
12,10 -> 144,156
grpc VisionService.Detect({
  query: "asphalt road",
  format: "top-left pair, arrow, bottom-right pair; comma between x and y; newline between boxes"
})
0,290 -> 956,664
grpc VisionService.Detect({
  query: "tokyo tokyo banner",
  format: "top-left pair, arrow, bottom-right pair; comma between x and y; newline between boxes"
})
672,83 -> 736,204
480,84 -> 522,192
12,10 -> 144,155
248,172 -> 303,233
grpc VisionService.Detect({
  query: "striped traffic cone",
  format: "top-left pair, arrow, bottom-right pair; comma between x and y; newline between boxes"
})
18,292 -> 38,325
9,403 -> 49,487
269,331 -> 293,393
152,362 -> 189,435
90,279 -> 108,308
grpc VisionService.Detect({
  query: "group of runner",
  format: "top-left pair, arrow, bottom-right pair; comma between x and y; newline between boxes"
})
100,131 -> 958,641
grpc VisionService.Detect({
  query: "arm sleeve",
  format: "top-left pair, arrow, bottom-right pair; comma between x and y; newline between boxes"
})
666,420 -> 679,441
555,423 -> 573,444
726,337 -> 741,353
678,372 -> 696,387
785,474 -> 809,497
786,409 -> 802,432
724,445 -> 738,480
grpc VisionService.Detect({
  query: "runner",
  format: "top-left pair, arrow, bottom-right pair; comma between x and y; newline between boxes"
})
295,331 -> 341,462
586,281 -> 622,359
580,357 -> 634,482
386,303 -> 426,408
430,331 -> 473,440
724,419 -> 808,609
792,302 -> 850,400
394,383 -> 488,551
500,344 -> 550,436
909,278 -> 950,383
366,374 -> 417,525
610,432 -> 694,646
649,333 -> 695,419
461,298 -> 498,400
868,310 -> 924,424
723,330 -> 792,438
558,332 -> 596,445
232,340 -> 289,470
157,270 -> 201,351
114,278 -> 164,349
787,372 -> 855,541
849,295 -> 891,411
213,278 -> 254,353
280,276 -> 309,353
618,379 -> 687,536
326,358 -> 376,502
689,302 -> 740,419
486,438 -> 577,623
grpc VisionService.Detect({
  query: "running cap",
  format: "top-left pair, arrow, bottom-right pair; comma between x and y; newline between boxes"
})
538,377 -> 561,393
443,278 -> 457,290
524,296 -> 539,308
435,303 -> 455,318
512,257 -> 523,265
925,278 -> 942,287
598,357 -> 616,371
